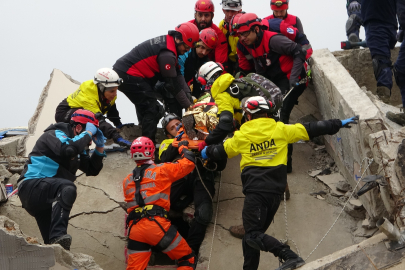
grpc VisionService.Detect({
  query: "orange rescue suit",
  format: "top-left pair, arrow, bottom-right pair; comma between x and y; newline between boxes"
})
123,156 -> 196,270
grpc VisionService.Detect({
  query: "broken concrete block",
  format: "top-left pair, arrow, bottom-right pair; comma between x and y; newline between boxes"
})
309,170 -> 322,177
362,219 -> 370,229
8,165 -> 23,174
395,139 -> 405,192
7,174 -> 19,188
349,199 -> 363,210
0,164 -> 12,179
336,181 -> 351,193
0,182 -> 7,202
316,195 -> 325,200
317,174 -> 347,197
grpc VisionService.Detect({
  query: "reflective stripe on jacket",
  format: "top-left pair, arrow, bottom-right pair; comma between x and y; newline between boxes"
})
66,80 -> 116,115
123,158 -> 195,213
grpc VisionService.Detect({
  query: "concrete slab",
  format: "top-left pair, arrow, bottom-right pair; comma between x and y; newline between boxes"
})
316,174 -> 347,196
24,69 -> 80,155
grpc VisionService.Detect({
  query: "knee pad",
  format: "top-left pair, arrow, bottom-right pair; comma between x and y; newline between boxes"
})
218,111 -> 234,132
394,66 -> 405,88
245,231 -> 267,251
177,251 -> 197,269
56,185 -> 77,210
346,14 -> 362,36
372,55 -> 392,80
195,202 -> 213,226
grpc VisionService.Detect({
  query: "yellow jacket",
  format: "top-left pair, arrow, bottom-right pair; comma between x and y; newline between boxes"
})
224,118 -> 309,171
219,19 -> 239,63
211,73 -> 243,123
159,139 -> 174,159
66,80 -> 117,115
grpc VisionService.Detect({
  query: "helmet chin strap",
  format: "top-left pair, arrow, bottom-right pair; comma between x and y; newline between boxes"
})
97,84 -> 106,94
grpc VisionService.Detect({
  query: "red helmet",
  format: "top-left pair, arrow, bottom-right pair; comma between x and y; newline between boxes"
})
234,13 -> 262,33
198,28 -> 218,49
130,137 -> 155,161
195,0 -> 215,13
271,0 -> 289,10
229,13 -> 244,36
175,22 -> 200,48
70,109 -> 99,127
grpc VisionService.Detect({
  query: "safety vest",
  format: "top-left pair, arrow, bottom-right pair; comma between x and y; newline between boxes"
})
66,80 -> 116,115
219,19 -> 239,63
265,14 -> 297,28
159,139 -> 174,159
113,34 -> 178,78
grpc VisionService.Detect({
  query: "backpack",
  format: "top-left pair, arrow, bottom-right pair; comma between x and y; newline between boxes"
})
226,73 -> 283,111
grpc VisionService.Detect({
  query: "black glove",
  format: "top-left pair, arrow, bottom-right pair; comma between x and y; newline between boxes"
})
175,91 -> 192,109
178,140 -> 189,155
185,91 -> 194,103
289,79 -> 299,89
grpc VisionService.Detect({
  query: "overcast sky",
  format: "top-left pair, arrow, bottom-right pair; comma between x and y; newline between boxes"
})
0,0 -> 362,129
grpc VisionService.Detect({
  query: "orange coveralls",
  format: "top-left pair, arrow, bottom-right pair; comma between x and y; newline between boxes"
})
123,156 -> 196,270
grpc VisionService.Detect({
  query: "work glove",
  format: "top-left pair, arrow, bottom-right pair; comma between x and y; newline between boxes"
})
85,122 -> 98,136
198,141 -> 207,152
117,137 -> 132,148
397,29 -> 404,43
289,79 -> 300,89
178,140 -> 189,155
93,129 -> 106,148
185,92 -> 194,104
201,146 -> 208,160
233,119 -> 241,131
116,123 -> 135,129
341,115 -> 359,128
175,91 -> 193,109
348,1 -> 361,13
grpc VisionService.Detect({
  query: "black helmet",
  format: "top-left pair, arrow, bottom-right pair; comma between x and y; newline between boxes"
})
161,113 -> 181,135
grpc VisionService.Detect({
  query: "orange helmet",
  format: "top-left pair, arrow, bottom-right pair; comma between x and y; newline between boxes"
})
198,28 -> 218,49
271,0 -> 289,10
234,13 -> 262,33
195,0 -> 215,13
175,22 -> 200,48
229,13 -> 244,36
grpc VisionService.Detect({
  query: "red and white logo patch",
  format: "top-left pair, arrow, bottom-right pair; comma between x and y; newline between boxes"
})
165,64 -> 171,70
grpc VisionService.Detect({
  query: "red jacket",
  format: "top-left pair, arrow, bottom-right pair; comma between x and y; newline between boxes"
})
264,14 -> 297,28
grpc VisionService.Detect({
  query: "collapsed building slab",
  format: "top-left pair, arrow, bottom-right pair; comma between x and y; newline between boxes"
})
310,48 -> 405,227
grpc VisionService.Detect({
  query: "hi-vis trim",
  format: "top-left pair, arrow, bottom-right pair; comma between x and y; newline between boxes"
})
126,193 -> 169,208
162,235 -> 182,253
127,249 -> 151,254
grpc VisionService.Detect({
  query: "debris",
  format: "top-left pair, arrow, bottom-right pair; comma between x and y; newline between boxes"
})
309,170 -> 322,177
8,165 -> 23,174
336,181 -> 352,193
319,168 -> 332,175
314,146 -> 325,151
349,199 -> 363,209
316,174 -> 347,197
362,219 -> 370,229
0,165 -> 12,179
316,195 -> 325,200
7,174 -> 19,188
310,190 -> 327,196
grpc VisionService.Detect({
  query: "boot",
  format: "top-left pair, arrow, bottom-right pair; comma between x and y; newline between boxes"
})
229,224 -> 245,239
386,111 -> 405,126
348,33 -> 359,43
284,183 -> 290,201
50,234 -> 72,251
275,248 -> 305,270
376,86 -> 391,104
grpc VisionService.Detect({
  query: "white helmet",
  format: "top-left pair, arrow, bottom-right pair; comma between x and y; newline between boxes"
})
242,96 -> 275,114
197,61 -> 224,86
222,0 -> 242,11
93,68 -> 123,87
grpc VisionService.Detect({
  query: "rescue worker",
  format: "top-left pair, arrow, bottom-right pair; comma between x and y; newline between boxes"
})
17,109 -> 106,250
178,28 -> 219,99
159,113 -> 220,257
113,22 -> 199,144
201,95 -> 359,270
345,1 -> 363,44
55,68 -> 132,148
360,0 -> 398,105
191,0 -> 229,71
264,0 -> 305,34
219,0 -> 243,75
123,136 -> 197,270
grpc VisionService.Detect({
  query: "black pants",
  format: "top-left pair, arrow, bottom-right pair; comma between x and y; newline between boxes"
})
114,69 -> 162,143
242,192 -> 288,270
18,178 -> 77,244
170,165 -> 216,256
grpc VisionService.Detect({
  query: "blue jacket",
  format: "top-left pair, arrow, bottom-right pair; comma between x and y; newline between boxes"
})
19,123 -> 105,182
361,0 -> 398,28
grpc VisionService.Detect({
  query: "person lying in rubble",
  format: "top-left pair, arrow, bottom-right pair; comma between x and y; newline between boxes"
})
200,95 -> 359,270
17,109 -> 106,251
123,136 -> 197,270
55,68 -> 132,148
158,113 -> 225,259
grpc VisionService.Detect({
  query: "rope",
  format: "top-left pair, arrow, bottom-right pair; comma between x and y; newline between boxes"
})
304,157 -> 374,261
195,157 -> 215,202
279,192 -> 301,257
207,171 -> 222,270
